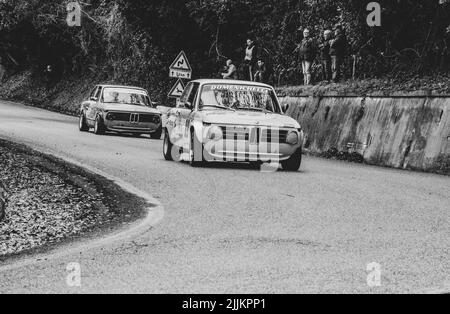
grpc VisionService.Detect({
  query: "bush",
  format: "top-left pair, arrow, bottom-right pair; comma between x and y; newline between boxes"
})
1,0 -> 450,100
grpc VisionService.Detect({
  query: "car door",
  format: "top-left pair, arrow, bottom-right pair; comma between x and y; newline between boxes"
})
166,104 -> 179,143
175,83 -> 193,149
178,82 -> 200,150
90,86 -> 103,120
82,86 -> 96,121
85,86 -> 100,123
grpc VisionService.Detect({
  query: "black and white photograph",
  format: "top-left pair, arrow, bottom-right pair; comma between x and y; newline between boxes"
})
0,0 -> 449,299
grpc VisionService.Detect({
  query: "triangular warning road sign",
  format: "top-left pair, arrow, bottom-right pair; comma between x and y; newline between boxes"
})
168,79 -> 185,98
169,51 -> 192,72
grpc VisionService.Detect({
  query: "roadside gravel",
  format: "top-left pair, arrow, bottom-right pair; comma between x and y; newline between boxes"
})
0,139 -> 147,258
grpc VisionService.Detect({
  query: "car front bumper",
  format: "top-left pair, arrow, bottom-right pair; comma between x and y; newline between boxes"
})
203,139 -> 302,163
104,121 -> 161,134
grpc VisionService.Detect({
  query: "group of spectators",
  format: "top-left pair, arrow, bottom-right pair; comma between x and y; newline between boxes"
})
220,38 -> 268,83
220,24 -> 348,86
297,25 -> 348,85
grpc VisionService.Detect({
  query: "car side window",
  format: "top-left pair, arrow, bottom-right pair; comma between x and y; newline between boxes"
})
179,83 -> 193,106
90,87 -> 98,99
94,87 -> 102,101
188,83 -> 200,105
146,96 -> 154,107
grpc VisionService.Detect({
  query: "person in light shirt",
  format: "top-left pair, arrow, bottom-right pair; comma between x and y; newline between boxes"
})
221,59 -> 238,80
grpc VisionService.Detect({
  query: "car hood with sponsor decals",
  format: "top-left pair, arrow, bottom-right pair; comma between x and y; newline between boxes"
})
100,103 -> 161,114
199,110 -> 300,129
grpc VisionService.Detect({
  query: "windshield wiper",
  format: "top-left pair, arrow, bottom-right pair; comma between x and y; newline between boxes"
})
202,105 -> 236,112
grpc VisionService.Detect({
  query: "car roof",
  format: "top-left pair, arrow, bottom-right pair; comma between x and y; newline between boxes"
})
191,79 -> 273,89
98,84 -> 147,91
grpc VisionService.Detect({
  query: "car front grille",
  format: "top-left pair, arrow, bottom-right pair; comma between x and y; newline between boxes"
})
220,126 -> 289,144
139,114 -> 161,124
107,112 -> 160,124
111,112 -> 131,122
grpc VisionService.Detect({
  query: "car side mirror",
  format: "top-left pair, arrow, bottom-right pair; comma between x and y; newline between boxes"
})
282,103 -> 289,113
151,101 -> 159,107
90,97 -> 98,101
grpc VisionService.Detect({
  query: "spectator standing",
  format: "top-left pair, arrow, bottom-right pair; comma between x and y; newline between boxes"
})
319,29 -> 333,82
44,64 -> 54,88
243,38 -> 259,81
298,28 -> 316,85
221,59 -> 238,79
330,25 -> 348,83
254,60 -> 267,83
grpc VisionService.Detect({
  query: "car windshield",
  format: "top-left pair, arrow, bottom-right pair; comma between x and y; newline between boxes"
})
102,88 -> 150,106
199,84 -> 281,113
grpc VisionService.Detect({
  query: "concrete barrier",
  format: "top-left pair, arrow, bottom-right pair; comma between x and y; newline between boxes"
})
280,94 -> 450,173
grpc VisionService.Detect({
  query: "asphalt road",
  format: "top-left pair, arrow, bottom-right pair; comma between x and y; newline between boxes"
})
0,100 -> 449,294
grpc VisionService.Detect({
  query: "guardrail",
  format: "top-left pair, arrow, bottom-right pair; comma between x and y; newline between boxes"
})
0,181 -> 7,222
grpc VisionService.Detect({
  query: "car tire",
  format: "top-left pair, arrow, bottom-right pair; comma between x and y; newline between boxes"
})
281,148 -> 302,172
249,161 -> 262,170
79,113 -> 89,132
163,129 -> 174,161
150,126 -> 162,140
189,130 -> 205,168
94,115 -> 105,135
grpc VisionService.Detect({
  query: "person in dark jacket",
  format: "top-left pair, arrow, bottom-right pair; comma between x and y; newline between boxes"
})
298,28 -> 316,85
254,60 -> 267,83
243,38 -> 259,81
330,25 -> 348,82
44,64 -> 55,88
319,29 -> 332,82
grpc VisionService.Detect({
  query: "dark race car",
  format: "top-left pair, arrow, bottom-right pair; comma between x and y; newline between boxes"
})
79,85 -> 162,139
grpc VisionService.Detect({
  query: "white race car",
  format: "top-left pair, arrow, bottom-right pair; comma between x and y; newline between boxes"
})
163,79 -> 304,171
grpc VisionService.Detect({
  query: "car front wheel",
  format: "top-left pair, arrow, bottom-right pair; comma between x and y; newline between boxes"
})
94,115 -> 105,135
163,129 -> 174,161
281,148 -> 302,172
79,113 -> 89,132
189,130 -> 205,167
150,126 -> 163,140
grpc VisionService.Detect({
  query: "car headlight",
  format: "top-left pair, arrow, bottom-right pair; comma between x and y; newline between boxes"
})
153,115 -> 161,124
207,125 -> 223,141
106,112 -> 115,120
286,130 -> 299,145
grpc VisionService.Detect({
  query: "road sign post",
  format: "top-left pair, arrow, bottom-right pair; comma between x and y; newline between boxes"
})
169,51 -> 192,79
168,79 -> 186,99
168,51 -> 192,99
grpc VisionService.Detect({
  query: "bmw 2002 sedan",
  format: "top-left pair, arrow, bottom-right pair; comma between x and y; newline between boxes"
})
163,79 -> 304,171
79,85 -> 163,139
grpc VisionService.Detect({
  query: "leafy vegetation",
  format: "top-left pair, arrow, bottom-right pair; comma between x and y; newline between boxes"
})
1,0 -> 450,102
